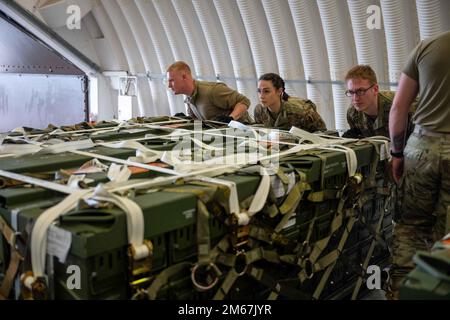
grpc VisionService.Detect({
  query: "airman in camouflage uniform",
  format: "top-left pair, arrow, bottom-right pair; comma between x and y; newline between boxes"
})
389,31 -> 450,300
288,95 -> 317,111
166,61 -> 251,123
343,65 -> 415,139
254,73 -> 326,132
254,99 -> 326,132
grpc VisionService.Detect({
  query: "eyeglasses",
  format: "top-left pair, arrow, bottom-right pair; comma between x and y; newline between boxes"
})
344,84 -> 375,97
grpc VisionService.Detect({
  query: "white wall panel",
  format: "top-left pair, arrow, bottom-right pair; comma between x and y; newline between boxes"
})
7,0 -> 450,126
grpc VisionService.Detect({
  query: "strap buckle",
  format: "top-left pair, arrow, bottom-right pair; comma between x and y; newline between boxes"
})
303,258 -> 315,279
191,262 -> 221,291
127,240 -> 153,293
233,250 -> 248,277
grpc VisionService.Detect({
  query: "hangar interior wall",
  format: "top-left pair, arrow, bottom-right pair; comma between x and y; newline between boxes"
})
1,0 -> 450,132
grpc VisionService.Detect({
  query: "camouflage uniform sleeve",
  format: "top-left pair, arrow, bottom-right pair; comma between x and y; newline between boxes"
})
309,110 -> 327,132
342,107 -> 361,138
300,101 -> 327,132
347,107 -> 357,130
209,83 -> 251,111
309,101 -> 327,131
306,99 -> 318,112
253,104 -> 264,124
292,107 -> 326,132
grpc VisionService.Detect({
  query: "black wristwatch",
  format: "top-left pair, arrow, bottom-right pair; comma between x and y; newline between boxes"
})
390,150 -> 404,158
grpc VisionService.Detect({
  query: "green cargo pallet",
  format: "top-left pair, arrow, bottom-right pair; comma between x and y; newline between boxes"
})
0,117 -> 395,300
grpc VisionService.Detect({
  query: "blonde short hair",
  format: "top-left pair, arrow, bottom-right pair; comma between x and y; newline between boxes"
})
345,65 -> 377,85
166,61 -> 191,74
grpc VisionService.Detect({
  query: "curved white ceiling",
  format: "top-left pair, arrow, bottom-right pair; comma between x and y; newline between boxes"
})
10,0 -> 450,130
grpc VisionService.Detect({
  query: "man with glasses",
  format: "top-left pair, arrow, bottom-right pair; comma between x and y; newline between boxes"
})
166,61 -> 251,124
343,65 -> 415,139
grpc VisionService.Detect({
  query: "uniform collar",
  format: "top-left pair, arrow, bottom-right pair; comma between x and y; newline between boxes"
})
266,99 -> 286,115
361,94 -> 384,130
185,80 -> 199,104
373,93 -> 384,130
266,100 -> 289,127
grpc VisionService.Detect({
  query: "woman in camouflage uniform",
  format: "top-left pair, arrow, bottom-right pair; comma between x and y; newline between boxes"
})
254,73 -> 326,132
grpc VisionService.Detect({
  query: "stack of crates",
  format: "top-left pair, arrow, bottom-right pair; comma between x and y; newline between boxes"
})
0,117 -> 395,300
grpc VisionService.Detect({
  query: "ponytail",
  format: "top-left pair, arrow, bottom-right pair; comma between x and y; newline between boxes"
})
259,73 -> 292,101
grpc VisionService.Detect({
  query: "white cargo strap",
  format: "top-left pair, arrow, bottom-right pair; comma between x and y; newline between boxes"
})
30,184 -> 148,281
95,141 -> 322,194
247,168 -> 271,216
0,134 -> 43,156
89,121 -> 128,136
194,177 -> 240,214
31,189 -> 93,278
137,118 -> 190,126
360,136 -> 390,161
0,169 -> 75,194
0,133 -> 42,145
289,126 -> 328,144
14,119 -> 188,141
91,185 -> 148,260
107,164 -> 131,183
317,133 -> 357,142
192,169 -> 271,225
0,133 -> 6,145
168,129 -> 223,151
160,150 -> 207,173
227,121 -> 264,142
63,138 -> 343,195
165,135 -> 220,154
0,172 -> 148,283
66,174 -> 87,189
11,127 -> 28,135
38,139 -> 95,154
71,150 -> 178,176
0,144 -> 42,157
44,128 -> 67,136
0,138 -> 94,157
98,140 -> 162,164
227,120 -> 250,132
161,150 -> 242,174
144,127 -> 297,154
237,138 -> 270,154
185,136 -> 225,152
167,127 -> 299,148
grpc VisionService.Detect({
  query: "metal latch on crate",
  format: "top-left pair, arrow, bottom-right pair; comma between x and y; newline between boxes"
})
127,240 -> 154,294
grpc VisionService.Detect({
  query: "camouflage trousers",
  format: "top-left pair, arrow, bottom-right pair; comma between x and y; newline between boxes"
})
389,131 -> 450,298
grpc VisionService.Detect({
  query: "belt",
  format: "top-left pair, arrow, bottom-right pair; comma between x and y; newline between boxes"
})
414,125 -> 450,137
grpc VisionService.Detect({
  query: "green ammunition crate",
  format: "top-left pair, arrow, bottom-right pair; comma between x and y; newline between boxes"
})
168,175 -> 261,264
0,119 -> 397,300
400,241 -> 450,300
